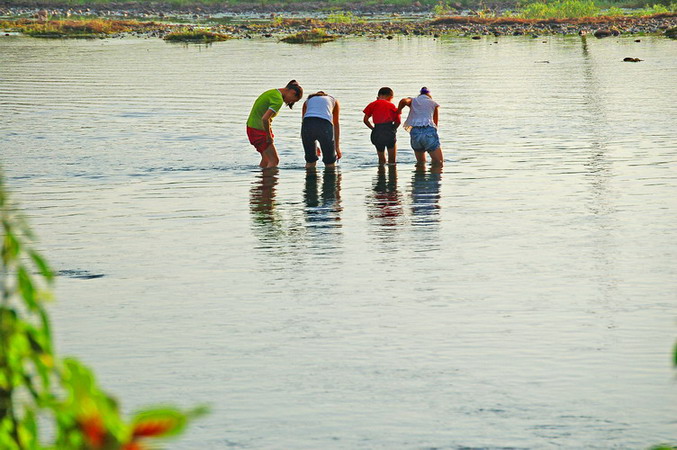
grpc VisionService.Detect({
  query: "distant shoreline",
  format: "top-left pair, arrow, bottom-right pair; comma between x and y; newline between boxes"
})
2,3 -> 676,39
2,0 -> 447,15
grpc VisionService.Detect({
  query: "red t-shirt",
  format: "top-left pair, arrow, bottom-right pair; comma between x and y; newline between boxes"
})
363,99 -> 400,125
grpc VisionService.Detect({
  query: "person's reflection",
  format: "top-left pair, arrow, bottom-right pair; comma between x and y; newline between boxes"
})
410,165 -> 442,227
304,167 -> 342,229
367,165 -> 403,228
249,168 -> 283,244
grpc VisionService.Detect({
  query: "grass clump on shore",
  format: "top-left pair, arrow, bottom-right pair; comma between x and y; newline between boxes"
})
163,28 -> 231,42
280,28 -> 336,43
518,0 -> 600,19
325,11 -> 364,23
4,18 -> 140,37
515,0 -> 676,18
1,18 -> 162,38
632,2 -> 677,14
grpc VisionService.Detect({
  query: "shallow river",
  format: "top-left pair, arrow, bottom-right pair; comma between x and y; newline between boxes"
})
1,34 -> 676,448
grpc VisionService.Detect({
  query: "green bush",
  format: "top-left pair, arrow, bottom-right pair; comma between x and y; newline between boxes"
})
632,2 -> 676,14
0,172 -> 207,449
602,6 -> 626,15
518,0 -> 600,18
325,11 -> 364,23
433,1 -> 454,16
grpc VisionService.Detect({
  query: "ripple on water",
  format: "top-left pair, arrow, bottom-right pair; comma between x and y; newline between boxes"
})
1,36 -> 676,449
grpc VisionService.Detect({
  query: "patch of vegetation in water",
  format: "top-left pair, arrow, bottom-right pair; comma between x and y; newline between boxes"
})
280,28 -> 336,43
163,28 -> 232,42
1,18 -> 162,37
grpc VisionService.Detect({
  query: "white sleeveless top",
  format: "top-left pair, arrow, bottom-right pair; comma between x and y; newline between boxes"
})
304,95 -> 336,123
403,95 -> 439,130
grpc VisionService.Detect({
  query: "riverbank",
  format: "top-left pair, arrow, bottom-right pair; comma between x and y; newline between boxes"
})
2,13 -> 676,39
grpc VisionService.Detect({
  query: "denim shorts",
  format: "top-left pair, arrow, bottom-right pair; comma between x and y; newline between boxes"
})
410,126 -> 440,152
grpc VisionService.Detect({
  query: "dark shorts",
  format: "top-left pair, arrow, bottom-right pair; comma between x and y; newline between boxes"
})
301,117 -> 336,164
371,122 -> 397,152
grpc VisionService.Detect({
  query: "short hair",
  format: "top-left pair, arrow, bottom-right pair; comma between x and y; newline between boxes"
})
378,87 -> 393,97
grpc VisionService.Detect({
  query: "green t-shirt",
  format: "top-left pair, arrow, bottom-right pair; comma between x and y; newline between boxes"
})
247,89 -> 284,130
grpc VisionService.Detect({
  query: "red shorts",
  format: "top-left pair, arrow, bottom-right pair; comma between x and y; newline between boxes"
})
247,126 -> 273,153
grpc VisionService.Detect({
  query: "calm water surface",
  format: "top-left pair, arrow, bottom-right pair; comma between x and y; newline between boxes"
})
1,35 -> 676,448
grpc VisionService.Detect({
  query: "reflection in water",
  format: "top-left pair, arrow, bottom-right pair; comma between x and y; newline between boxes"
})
303,168 -> 343,255
249,168 -> 304,251
580,36 -> 619,312
410,166 -> 443,228
367,165 -> 404,229
249,168 -> 281,242
303,167 -> 342,229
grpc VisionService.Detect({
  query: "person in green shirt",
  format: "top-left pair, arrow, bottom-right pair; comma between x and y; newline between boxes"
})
246,80 -> 304,169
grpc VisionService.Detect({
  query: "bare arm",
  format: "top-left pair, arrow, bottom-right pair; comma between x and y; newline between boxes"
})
397,97 -> 411,114
333,101 -> 341,159
333,100 -> 341,147
363,113 -> 373,130
261,108 -> 276,143
302,101 -> 307,121
433,105 -> 439,127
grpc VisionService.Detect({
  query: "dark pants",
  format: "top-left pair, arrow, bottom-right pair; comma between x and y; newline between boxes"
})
370,122 -> 397,152
301,117 -> 336,164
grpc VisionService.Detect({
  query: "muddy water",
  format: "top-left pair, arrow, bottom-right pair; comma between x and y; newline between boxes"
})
1,35 -> 676,448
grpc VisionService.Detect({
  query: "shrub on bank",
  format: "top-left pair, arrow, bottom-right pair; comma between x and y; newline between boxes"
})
515,0 -> 675,18
518,0 -> 600,19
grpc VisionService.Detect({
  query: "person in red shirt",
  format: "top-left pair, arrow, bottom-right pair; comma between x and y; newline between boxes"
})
363,87 -> 401,165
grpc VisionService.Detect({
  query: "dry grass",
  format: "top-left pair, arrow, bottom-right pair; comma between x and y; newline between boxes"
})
163,28 -> 231,42
1,18 -> 163,37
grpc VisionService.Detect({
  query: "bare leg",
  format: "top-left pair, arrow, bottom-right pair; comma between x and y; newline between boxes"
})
377,151 -> 386,165
387,145 -> 397,165
429,147 -> 444,167
414,150 -> 427,166
305,161 -> 317,169
262,144 -> 279,169
259,153 -> 269,168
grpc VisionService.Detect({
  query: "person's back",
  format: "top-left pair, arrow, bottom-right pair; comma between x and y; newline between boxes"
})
304,95 -> 336,122
301,91 -> 341,168
398,87 -> 443,167
363,87 -> 401,165
404,94 -> 439,130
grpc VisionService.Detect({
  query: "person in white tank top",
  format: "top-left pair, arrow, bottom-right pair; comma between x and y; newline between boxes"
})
301,92 -> 341,168
398,87 -> 444,167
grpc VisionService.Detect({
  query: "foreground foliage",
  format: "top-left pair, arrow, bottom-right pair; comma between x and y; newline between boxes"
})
0,172 -> 206,449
